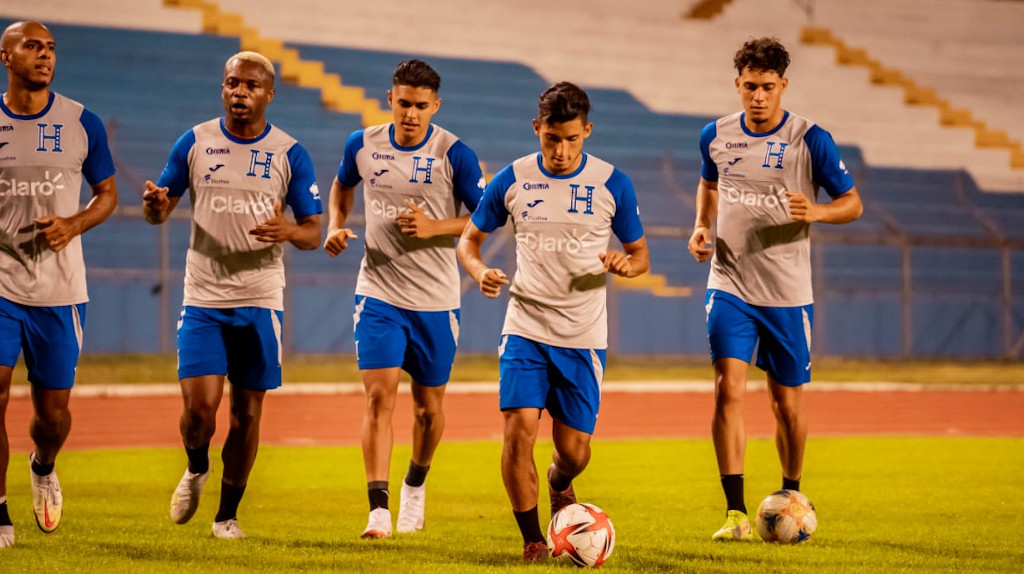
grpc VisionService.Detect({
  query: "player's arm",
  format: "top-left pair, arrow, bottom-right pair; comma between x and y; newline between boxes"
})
600,236 -> 650,278
787,186 -> 863,224
249,203 -> 322,250
791,125 -> 864,225
688,177 -> 718,263
397,203 -> 472,239
323,176 -> 359,256
457,221 -> 507,298
35,175 -> 118,253
142,180 -> 181,225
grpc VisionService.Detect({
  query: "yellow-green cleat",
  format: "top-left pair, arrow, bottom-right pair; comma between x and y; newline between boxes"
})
712,510 -> 753,541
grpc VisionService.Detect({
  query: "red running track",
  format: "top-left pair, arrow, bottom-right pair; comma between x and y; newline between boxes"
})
4,388 -> 1022,451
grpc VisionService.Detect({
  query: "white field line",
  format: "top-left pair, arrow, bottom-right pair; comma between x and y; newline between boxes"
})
9,380 -> 1024,398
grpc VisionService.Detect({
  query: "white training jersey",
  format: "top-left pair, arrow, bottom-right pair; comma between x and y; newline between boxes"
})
472,153 -> 645,349
337,123 -> 484,311
157,118 -> 322,310
700,110 -> 855,307
0,92 -> 115,306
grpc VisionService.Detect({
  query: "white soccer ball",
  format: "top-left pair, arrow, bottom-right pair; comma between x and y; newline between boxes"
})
756,489 -> 817,544
547,502 -> 615,567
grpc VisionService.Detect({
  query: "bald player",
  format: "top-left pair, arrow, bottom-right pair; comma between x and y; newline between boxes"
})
0,21 -> 118,548
143,51 -> 322,539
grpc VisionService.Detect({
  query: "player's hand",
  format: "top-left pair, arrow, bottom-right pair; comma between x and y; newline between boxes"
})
34,214 -> 79,252
687,226 -> 713,263
249,202 -> 293,243
599,251 -> 635,277
142,180 -> 170,212
324,228 -> 359,257
787,192 -> 820,222
396,199 -> 437,239
477,268 -> 508,299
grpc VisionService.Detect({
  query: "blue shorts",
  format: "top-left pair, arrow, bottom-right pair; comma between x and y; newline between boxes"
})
353,296 -> 460,387
0,296 -> 86,389
705,289 -> 814,387
177,306 -> 283,390
498,334 -> 607,434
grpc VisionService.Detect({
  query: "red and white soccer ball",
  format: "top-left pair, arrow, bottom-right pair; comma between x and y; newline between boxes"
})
547,502 -> 615,567
756,489 -> 817,544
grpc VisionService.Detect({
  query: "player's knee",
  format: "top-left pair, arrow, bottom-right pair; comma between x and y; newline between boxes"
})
412,401 -> 443,427
364,390 -> 396,419
773,401 -> 801,428
33,405 -> 69,432
183,401 -> 218,429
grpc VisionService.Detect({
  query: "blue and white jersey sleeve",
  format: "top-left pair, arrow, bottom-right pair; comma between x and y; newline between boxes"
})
285,142 -> 323,218
803,125 -> 855,198
699,121 -> 719,182
79,108 -> 116,185
157,129 -> 196,198
336,130 -> 365,188
471,164 -> 516,233
447,140 -> 485,211
606,168 -> 644,244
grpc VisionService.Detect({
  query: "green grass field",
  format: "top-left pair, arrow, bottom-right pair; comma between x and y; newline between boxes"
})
2,437 -> 1022,572
10,353 -> 1024,385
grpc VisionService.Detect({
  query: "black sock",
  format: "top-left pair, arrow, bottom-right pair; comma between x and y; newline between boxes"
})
721,474 -> 746,514
513,506 -> 545,544
404,461 -> 430,488
549,466 -> 573,493
0,501 -> 11,526
783,476 -> 801,492
186,445 -> 210,475
31,455 -> 54,477
214,482 -> 246,522
368,481 -> 389,510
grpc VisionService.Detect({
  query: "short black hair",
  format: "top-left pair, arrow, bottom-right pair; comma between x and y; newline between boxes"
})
733,37 -> 791,77
392,59 -> 441,92
537,81 -> 591,125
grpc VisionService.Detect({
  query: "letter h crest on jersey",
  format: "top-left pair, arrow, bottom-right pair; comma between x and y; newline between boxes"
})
36,123 -> 63,153
247,149 -> 274,179
762,141 -> 788,169
567,184 -> 595,215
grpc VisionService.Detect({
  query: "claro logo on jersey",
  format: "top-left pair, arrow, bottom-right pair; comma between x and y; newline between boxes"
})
210,193 -> 276,215
722,186 -> 789,209
516,230 -> 591,254
0,169 -> 65,196
370,198 -> 426,218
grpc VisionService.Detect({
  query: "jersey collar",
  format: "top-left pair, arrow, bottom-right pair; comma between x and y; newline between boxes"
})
740,110 -> 790,138
536,152 -> 589,179
389,123 -> 434,152
0,91 -> 55,120
219,117 -> 272,144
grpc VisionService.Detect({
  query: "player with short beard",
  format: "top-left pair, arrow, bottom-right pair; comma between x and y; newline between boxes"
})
0,21 -> 119,548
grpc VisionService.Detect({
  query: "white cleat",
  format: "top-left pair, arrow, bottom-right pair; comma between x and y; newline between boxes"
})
170,467 -> 209,524
361,507 -> 392,539
29,454 -> 63,533
396,482 -> 425,533
212,518 -> 245,539
0,525 -> 13,548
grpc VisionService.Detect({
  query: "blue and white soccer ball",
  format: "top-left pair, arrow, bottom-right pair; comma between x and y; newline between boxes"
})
756,489 -> 817,544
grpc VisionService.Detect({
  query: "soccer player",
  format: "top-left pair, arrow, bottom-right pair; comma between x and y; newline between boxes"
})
687,37 -> 863,541
142,51 -> 322,539
457,81 -> 649,561
322,59 -> 484,538
0,21 -> 118,548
